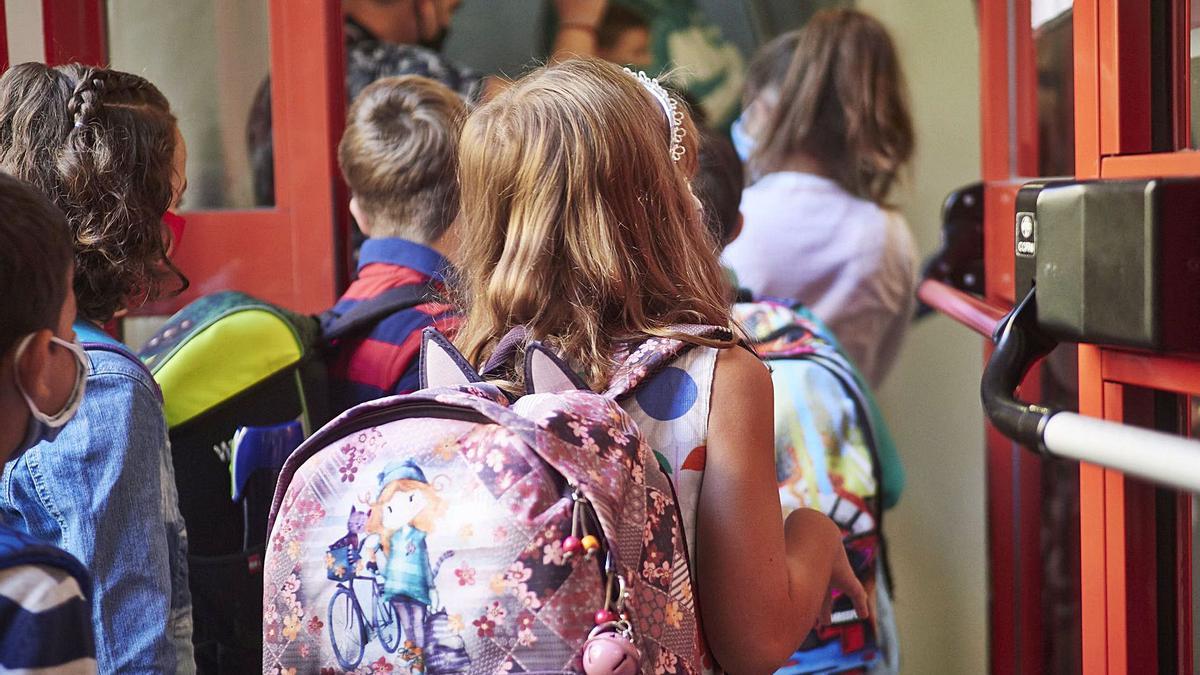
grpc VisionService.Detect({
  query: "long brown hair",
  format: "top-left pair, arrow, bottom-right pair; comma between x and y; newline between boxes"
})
453,58 -> 733,390
750,10 -> 914,205
0,62 -> 185,323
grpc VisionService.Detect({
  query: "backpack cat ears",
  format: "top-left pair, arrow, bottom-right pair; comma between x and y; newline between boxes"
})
420,328 -> 588,394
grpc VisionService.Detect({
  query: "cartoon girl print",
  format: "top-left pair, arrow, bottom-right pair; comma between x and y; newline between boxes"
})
366,461 -> 447,657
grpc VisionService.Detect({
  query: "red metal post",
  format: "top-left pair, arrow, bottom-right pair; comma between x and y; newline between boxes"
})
142,0 -> 347,314
41,0 -> 106,66
0,0 -> 9,72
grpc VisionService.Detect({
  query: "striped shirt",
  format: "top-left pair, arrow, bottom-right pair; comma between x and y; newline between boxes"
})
0,524 -> 96,673
324,238 -> 459,412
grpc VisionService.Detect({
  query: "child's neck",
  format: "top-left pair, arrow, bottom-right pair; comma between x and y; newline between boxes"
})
778,154 -> 828,178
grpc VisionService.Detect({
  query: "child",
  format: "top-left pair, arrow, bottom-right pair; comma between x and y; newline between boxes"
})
694,130 -> 745,248
595,4 -> 653,69
0,63 -> 195,673
695,132 -> 904,673
324,75 -> 465,411
0,172 -> 96,673
723,10 -> 918,387
451,57 -> 866,673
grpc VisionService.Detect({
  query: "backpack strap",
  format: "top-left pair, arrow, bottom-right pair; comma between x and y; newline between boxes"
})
320,281 -> 439,344
603,324 -> 734,400
75,322 -> 162,401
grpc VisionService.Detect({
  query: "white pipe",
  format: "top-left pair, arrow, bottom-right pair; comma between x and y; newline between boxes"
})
1043,412 -> 1200,492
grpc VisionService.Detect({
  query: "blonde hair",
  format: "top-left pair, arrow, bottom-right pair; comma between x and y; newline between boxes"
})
367,478 -> 446,555
452,58 -> 734,390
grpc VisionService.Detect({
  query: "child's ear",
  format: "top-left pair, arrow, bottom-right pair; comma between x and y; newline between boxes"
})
15,330 -> 54,406
420,328 -> 482,389
349,196 -> 371,237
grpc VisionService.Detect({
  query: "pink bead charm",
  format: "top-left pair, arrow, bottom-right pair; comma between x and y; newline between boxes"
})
563,536 -> 583,557
594,610 -> 617,625
581,625 -> 641,675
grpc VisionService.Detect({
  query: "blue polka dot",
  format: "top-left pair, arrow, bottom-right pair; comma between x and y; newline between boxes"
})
635,367 -> 697,421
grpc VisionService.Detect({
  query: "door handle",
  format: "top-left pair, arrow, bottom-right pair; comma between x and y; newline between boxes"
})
983,286 -> 1200,492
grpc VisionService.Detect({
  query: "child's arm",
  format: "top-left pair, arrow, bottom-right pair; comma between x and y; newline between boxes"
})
697,346 -> 868,674
550,0 -> 607,61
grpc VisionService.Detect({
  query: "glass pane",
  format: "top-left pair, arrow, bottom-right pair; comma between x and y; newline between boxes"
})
1190,0 -> 1200,148
1032,0 -> 1075,175
107,0 -> 272,210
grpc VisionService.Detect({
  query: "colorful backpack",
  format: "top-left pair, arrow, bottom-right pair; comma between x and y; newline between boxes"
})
136,284 -> 434,672
263,328 -> 713,674
731,299 -> 903,674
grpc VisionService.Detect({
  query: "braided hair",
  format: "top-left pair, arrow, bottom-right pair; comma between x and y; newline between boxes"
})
0,62 -> 187,323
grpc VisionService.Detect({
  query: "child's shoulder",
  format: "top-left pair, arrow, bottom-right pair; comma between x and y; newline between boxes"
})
74,323 -> 161,400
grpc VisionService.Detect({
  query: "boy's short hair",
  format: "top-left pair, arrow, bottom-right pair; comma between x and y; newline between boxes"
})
338,75 -> 468,241
0,172 -> 73,357
693,131 -> 745,245
597,5 -> 649,51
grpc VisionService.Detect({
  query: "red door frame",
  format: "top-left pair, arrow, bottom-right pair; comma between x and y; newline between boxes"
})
1076,1 -> 1200,673
970,1 -> 1200,673
42,0 -> 106,66
0,2 -> 8,72
32,0 -> 348,315
978,2 -> 1050,672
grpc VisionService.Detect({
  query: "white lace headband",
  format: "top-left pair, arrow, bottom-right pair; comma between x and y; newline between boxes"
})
623,68 -> 686,163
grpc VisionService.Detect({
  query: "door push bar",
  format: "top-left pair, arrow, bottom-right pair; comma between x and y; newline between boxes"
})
977,179 -> 1200,491
983,286 -> 1200,493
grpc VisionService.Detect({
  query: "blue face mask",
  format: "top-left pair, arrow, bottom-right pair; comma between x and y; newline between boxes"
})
12,334 -> 88,459
730,111 -> 756,163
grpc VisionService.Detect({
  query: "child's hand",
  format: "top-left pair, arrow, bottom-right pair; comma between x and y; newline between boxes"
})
819,545 -> 869,627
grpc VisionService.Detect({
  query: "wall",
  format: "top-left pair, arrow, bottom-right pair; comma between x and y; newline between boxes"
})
852,1 -> 989,673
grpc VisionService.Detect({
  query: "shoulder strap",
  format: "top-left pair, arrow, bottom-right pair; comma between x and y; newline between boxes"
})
321,281 -> 438,344
75,323 -> 161,399
603,324 -> 733,400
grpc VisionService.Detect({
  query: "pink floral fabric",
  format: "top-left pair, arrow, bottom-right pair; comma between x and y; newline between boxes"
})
264,378 -> 704,674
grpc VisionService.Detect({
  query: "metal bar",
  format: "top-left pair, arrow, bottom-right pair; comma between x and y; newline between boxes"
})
917,279 -> 1008,338
1043,411 -> 1200,493
41,0 -> 106,66
0,0 -> 8,72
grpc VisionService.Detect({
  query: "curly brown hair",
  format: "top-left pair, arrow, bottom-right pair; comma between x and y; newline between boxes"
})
0,62 -> 186,323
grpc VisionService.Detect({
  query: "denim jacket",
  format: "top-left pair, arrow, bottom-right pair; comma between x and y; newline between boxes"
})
0,323 -> 195,673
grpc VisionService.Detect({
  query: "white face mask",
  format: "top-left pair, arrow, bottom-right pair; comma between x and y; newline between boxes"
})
731,111 -> 756,163
12,334 -> 88,457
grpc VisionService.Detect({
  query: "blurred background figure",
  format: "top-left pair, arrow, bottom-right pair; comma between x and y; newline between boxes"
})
723,9 -> 917,388
594,4 -> 653,69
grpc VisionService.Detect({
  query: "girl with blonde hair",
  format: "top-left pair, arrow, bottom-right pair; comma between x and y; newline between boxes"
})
453,57 -> 866,673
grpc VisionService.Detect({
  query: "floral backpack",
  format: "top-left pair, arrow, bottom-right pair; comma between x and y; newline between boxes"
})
731,299 -> 903,674
262,328 -> 720,674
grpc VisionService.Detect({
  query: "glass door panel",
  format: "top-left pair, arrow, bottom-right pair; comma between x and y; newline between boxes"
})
107,0 -> 272,210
